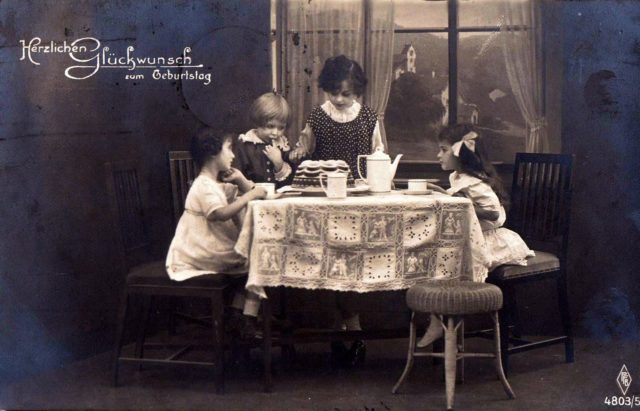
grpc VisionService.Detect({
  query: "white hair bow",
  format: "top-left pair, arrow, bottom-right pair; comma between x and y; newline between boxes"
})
451,131 -> 478,157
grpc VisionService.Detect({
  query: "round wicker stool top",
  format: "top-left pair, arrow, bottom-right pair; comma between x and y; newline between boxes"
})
406,280 -> 503,315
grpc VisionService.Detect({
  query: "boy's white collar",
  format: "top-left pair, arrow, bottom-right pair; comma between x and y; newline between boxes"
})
238,129 -> 290,151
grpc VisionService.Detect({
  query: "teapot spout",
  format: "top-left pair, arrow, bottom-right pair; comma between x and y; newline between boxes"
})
390,154 -> 403,179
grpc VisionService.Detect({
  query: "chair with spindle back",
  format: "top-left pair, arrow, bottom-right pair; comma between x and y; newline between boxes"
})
109,158 -> 233,393
168,151 -> 198,224
167,150 -> 274,392
487,153 -> 575,373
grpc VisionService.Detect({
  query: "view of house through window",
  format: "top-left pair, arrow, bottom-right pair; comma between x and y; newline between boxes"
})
275,0 -> 533,163
385,0 -> 528,163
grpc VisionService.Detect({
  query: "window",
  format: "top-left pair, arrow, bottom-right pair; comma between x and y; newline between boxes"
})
386,0 -> 531,162
274,0 -> 539,161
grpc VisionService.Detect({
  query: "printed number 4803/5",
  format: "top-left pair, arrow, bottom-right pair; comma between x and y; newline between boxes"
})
604,396 -> 640,407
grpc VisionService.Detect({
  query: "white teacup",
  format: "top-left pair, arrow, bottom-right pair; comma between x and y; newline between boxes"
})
407,179 -> 428,192
319,172 -> 347,199
255,182 -> 276,197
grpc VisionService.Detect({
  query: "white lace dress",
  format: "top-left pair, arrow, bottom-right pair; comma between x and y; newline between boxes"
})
448,172 -> 535,270
166,174 -> 247,281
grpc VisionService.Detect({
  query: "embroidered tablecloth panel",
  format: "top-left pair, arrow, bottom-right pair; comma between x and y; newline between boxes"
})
237,195 -> 488,294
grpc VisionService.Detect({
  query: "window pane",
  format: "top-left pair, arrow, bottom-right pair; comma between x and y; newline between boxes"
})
394,0 -> 447,29
384,33 -> 448,160
458,0 -> 508,28
457,32 -> 526,163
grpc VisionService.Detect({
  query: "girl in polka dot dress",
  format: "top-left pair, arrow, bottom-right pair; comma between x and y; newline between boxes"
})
291,55 -> 385,367
290,55 -> 384,174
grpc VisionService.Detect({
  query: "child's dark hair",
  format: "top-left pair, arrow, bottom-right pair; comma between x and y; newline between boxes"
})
248,92 -> 290,128
190,128 -> 234,168
318,55 -> 367,96
438,124 -> 509,207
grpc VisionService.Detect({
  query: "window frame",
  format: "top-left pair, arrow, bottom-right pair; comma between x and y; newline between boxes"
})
272,0 -> 541,165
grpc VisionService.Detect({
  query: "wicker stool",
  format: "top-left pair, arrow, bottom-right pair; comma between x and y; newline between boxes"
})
392,280 -> 515,410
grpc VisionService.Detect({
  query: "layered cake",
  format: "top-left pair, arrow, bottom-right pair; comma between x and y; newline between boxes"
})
292,160 -> 355,188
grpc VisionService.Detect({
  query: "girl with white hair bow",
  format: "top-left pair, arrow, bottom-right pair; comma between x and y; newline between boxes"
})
417,124 -> 535,348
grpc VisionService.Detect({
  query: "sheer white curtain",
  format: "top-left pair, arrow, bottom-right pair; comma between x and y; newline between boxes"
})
501,0 -> 548,153
283,0 -> 394,147
365,0 -> 395,150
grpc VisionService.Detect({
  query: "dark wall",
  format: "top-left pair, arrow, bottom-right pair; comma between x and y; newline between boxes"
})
560,1 -> 640,338
2,0 -> 639,384
0,0 -> 271,381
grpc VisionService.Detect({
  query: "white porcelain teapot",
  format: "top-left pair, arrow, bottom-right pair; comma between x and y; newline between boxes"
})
357,148 -> 403,193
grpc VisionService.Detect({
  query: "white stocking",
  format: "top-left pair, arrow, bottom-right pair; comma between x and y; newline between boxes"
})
417,314 -> 444,348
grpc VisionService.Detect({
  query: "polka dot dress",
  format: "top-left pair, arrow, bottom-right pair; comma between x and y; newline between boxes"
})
308,104 -> 378,175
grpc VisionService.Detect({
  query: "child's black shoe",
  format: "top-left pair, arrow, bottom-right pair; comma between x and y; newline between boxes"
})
348,340 -> 366,367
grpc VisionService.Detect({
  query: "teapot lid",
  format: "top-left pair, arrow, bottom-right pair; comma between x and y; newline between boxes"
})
368,147 -> 390,160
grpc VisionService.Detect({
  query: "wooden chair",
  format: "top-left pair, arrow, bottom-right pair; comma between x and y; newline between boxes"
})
168,151 -> 198,224
487,153 -> 575,373
109,158 -> 233,393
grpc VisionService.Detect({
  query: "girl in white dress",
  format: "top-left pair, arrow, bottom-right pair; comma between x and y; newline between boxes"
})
417,124 -> 534,347
166,128 -> 267,339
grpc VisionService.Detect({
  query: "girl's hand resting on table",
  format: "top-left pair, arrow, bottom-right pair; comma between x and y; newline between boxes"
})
427,183 -> 448,194
247,186 -> 268,200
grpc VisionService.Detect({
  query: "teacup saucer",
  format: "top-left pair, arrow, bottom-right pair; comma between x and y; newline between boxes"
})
402,189 -> 432,195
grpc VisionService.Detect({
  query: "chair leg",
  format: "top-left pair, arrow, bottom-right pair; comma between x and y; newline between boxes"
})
168,296 -> 178,336
392,312 -> 417,394
492,311 -> 516,399
263,297 -> 273,393
134,295 -> 152,371
497,286 -> 512,376
504,286 -> 522,339
279,287 -> 295,368
444,316 -> 459,411
211,290 -> 225,394
112,290 -> 129,387
556,275 -> 575,363
457,320 -> 464,384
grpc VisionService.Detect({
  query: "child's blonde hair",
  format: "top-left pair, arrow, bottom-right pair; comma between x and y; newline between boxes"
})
248,92 -> 290,128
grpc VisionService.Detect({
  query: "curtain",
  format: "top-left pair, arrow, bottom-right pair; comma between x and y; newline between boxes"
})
283,0 -> 394,147
501,0 -> 549,153
364,0 -> 395,151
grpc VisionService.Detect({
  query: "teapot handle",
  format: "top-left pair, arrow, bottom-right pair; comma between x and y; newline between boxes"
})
356,155 -> 368,184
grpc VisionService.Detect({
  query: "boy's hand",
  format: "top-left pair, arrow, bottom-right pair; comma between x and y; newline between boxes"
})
263,145 -> 284,170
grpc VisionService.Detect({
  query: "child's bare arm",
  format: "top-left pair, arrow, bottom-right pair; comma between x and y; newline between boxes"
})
209,168 -> 267,221
210,188 -> 267,221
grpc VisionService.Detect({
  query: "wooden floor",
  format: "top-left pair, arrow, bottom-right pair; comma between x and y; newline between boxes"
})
0,337 -> 635,410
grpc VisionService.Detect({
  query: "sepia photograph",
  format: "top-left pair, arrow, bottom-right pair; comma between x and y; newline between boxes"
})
1,0 -> 638,409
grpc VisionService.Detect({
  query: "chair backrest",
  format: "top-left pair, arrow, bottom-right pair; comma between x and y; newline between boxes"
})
507,153 -> 574,257
168,151 -> 199,224
105,160 -> 151,271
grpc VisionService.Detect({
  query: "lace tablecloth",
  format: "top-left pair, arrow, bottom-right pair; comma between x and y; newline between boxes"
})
234,192 -> 489,298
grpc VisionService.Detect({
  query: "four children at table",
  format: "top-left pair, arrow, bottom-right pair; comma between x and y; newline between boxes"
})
165,54 -> 534,358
